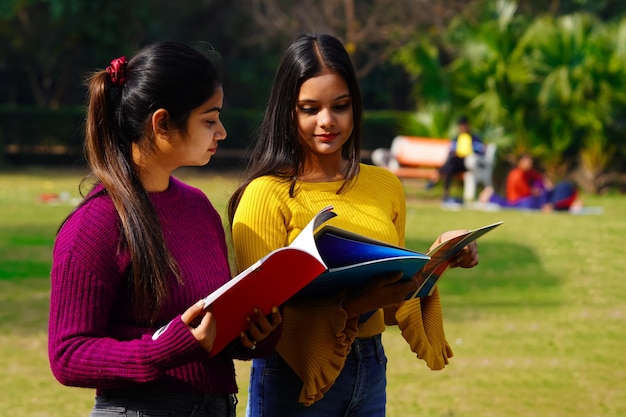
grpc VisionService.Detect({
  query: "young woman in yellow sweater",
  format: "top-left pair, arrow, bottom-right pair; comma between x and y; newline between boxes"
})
227,33 -> 479,417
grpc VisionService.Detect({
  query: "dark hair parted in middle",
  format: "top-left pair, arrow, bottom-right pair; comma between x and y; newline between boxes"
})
228,33 -> 362,222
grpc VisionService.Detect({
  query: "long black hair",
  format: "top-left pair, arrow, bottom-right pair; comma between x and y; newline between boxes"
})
76,41 -> 222,324
227,33 -> 363,223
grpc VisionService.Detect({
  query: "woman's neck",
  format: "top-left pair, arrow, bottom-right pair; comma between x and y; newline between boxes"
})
299,156 -> 349,182
132,145 -> 171,192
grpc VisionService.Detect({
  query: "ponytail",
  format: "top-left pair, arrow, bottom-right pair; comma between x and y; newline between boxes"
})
83,70 -> 178,325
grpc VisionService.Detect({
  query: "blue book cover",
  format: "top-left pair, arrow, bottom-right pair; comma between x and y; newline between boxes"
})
293,216 -> 430,298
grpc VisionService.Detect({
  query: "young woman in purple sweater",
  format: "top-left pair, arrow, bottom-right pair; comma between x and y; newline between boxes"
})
48,41 -> 282,417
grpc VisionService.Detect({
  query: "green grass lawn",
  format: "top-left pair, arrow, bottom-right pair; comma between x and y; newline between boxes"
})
1,167 -> 625,416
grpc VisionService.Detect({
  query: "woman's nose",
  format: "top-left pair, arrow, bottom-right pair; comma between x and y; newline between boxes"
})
317,108 -> 335,127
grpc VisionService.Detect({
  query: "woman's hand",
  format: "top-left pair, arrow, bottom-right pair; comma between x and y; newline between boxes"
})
342,272 -> 419,318
181,300 -> 217,353
433,230 -> 479,269
239,306 -> 282,349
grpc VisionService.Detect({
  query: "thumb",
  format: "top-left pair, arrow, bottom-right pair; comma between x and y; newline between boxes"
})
181,299 -> 206,326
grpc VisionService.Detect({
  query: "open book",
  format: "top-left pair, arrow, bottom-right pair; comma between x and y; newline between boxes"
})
152,206 -> 501,356
152,205 -> 429,355
292,208 -> 502,300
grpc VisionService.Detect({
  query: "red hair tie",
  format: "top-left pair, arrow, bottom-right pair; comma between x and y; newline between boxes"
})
106,56 -> 128,88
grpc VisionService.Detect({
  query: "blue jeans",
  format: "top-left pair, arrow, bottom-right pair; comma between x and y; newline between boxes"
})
90,388 -> 237,417
246,334 -> 387,417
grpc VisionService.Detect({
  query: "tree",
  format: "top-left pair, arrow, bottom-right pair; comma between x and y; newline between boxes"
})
394,0 -> 534,148
0,0 -> 168,107
393,0 -> 626,192
518,13 -> 626,190
242,0 -> 470,79
517,0 -> 626,20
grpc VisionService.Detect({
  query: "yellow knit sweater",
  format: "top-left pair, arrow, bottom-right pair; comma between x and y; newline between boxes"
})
231,163 -> 453,405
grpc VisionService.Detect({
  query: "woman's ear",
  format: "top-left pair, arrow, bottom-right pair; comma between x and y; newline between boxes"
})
151,109 -> 170,138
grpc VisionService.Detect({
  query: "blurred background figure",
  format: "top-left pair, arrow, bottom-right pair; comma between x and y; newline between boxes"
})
480,153 -> 582,212
428,116 -> 486,202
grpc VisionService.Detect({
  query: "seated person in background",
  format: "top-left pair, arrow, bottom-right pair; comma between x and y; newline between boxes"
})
428,116 -> 486,201
480,153 -> 581,212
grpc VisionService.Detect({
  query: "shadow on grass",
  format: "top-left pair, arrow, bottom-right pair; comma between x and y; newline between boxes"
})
0,223 -> 56,333
405,239 -> 561,311
0,225 -> 58,280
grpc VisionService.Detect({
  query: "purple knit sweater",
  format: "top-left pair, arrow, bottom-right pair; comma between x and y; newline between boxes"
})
48,177 -> 273,395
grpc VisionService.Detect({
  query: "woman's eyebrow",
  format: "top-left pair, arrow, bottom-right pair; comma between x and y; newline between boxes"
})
201,106 -> 222,114
298,94 -> 351,103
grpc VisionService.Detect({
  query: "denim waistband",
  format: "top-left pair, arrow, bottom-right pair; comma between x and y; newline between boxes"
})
349,333 -> 384,361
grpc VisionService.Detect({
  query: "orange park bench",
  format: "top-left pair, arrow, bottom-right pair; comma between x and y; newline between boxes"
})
371,136 -> 496,202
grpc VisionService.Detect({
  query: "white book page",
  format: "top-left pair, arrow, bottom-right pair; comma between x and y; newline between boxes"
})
288,205 -> 335,267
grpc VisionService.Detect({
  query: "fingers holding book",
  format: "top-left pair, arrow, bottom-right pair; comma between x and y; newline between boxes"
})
240,306 -> 283,349
181,299 -> 217,353
452,240 -> 478,268
435,229 -> 480,269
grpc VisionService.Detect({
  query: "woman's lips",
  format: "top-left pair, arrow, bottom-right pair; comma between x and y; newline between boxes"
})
317,133 -> 338,141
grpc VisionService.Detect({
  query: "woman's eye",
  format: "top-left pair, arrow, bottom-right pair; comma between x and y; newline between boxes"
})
334,103 -> 350,111
300,106 -> 318,114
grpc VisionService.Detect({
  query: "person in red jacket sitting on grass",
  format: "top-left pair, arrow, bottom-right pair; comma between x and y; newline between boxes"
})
480,153 -> 581,212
